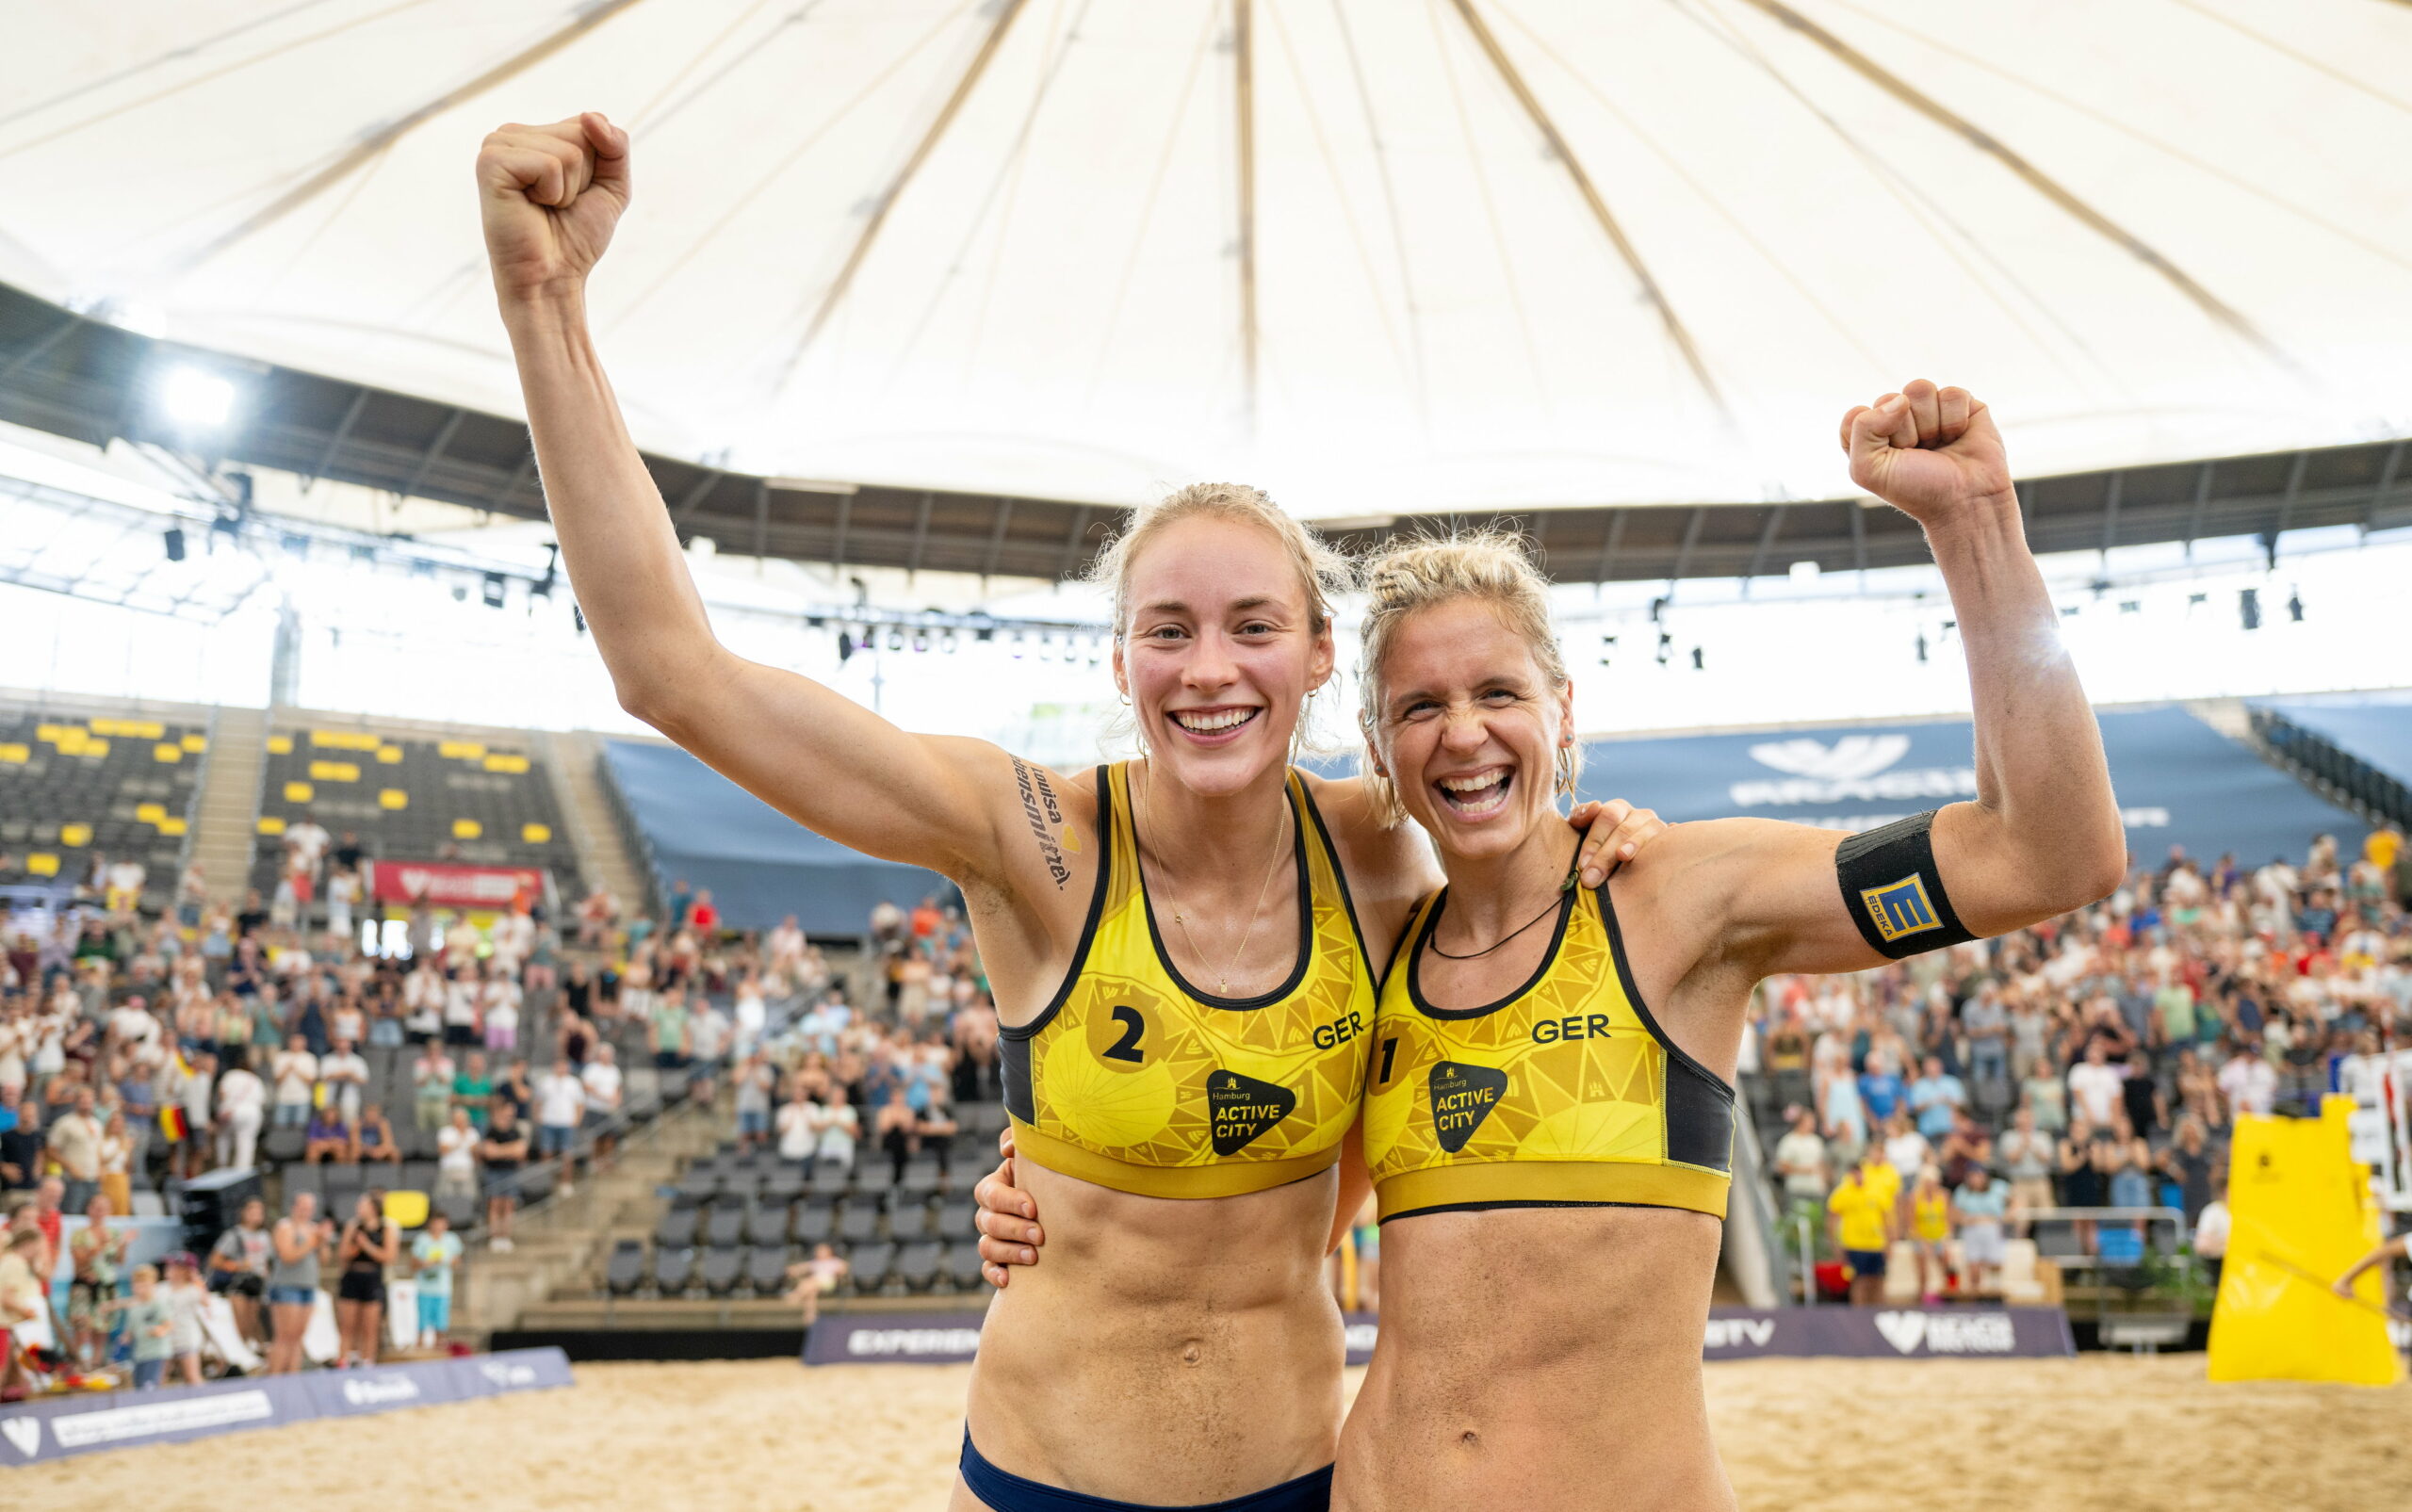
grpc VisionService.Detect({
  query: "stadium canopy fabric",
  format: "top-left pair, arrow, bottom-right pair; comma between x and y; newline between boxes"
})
4,2 -> 2408,519
603,737 -> 946,935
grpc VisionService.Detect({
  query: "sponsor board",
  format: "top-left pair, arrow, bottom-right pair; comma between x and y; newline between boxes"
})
0,1349 -> 572,1468
804,1308 -> 2070,1366
369,860 -> 546,908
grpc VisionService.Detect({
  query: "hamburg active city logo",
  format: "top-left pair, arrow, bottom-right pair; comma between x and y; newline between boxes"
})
1860,874 -> 1942,943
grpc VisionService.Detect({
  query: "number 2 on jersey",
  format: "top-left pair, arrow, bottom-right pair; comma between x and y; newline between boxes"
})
1103,1005 -> 1147,1064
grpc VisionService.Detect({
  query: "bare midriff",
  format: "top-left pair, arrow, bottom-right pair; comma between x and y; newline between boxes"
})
1335,1205 -> 1735,1512
959,1158 -> 1345,1508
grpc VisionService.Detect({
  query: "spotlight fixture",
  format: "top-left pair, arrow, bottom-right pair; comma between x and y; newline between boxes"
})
1689,646 -> 1704,671
481,572 -> 506,610
2240,588 -> 2260,631
837,629 -> 856,663
156,363 -> 237,431
1915,632 -> 1928,663
886,627 -> 905,652
2287,589 -> 2304,623
162,528 -> 186,562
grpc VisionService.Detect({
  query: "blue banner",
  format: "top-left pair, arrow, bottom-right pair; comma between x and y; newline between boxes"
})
0,1348 -> 573,1468
2261,692 -> 2412,787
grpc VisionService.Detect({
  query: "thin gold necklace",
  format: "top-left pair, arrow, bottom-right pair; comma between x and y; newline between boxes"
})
1141,762 -> 1292,997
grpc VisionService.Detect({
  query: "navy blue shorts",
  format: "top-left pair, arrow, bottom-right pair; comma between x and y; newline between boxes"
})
959,1433 -> 1331,1512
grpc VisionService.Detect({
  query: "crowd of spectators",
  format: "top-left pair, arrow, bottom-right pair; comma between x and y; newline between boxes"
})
0,811 -> 888,1393
1750,827 -> 2412,1302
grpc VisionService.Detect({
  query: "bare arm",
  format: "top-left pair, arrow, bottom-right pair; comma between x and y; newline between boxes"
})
479,113 -> 1009,882
2336,1235 -> 2407,1296
1638,382 -> 2126,979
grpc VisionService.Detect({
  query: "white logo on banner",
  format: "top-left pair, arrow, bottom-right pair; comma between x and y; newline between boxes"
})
341,1377 -> 420,1406
1873,1311 -> 1928,1354
1343,1323 -> 1378,1356
1703,1317 -> 1775,1350
1875,1310 -> 2018,1355
846,1327 -> 984,1357
481,1361 -> 538,1389
49,1389 -> 275,1448
1,1417 -> 40,1457
1747,736 -> 1912,782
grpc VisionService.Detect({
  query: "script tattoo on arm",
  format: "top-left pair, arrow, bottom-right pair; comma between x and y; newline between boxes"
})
1011,756 -> 1071,889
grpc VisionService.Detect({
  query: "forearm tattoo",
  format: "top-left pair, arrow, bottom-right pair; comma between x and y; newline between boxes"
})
1012,756 -> 1071,889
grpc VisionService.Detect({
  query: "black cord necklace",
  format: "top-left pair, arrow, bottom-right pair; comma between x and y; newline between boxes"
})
1426,863 -> 1581,961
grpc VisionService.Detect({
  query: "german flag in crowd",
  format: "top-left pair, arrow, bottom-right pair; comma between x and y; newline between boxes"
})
159,1047 -> 193,1142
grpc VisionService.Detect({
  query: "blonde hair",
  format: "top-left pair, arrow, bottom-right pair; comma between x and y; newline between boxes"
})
1086,483 -> 1354,759
1356,528 -> 1580,825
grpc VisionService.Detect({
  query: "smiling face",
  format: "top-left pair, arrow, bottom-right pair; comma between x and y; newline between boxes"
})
1114,514 -> 1334,798
1370,596 -> 1573,865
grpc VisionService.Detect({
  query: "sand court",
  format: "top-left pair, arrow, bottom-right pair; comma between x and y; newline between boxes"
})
8,1357 -> 2402,1509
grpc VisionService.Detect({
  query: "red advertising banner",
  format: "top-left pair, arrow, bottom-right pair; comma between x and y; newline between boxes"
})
370,860 -> 546,909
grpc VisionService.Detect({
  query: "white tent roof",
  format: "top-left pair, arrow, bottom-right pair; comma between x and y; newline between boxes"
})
4,0 -> 2409,517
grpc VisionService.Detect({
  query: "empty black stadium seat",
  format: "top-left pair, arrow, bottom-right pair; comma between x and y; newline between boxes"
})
847,1242 -> 896,1293
280,1164 -> 322,1198
653,1246 -> 695,1295
936,1196 -> 978,1241
746,1245 -> 791,1297
807,1162 -> 851,1196
942,1242 -> 986,1293
853,1162 -> 897,1197
654,1207 -> 701,1248
676,1168 -> 719,1205
790,1201 -> 836,1246
899,1153 -> 943,1196
893,1241 -> 943,1293
742,1202 -> 788,1246
705,1206 -> 746,1247
890,1197 -> 937,1241
2033,1221 -> 2086,1260
838,1205 -> 882,1244
399,1161 -> 439,1195
606,1240 -> 646,1296
700,1246 -> 745,1296
513,1167 -> 555,1206
759,1167 -> 807,1206
437,1193 -> 480,1230
262,1128 -> 307,1165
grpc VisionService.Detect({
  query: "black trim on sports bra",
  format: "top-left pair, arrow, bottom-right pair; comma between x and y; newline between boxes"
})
1405,873 -> 1578,1023
1000,766 -> 1118,1125
1295,775 -> 1376,981
1595,874 -> 1737,1174
1132,769 -> 1313,1012
1381,1198 -> 1678,1225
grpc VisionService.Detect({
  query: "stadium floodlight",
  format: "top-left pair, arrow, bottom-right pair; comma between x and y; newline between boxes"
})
163,528 -> 186,562
1787,561 -> 1819,582
481,572 -> 507,609
156,363 -> 238,431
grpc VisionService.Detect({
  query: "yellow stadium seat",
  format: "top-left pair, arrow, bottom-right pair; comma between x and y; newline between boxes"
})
452,819 -> 482,839
135,803 -> 166,823
284,781 -> 314,803
482,754 -> 530,774
383,1189 -> 430,1229
126,721 -> 163,740
81,739 -> 108,758
376,745 -> 403,764
90,718 -> 120,736
439,740 -> 487,760
58,823 -> 90,847
157,817 -> 187,837
50,730 -> 89,754
309,760 -> 360,782
182,733 -> 206,752
256,817 -> 286,836
0,743 -> 27,763
310,730 -> 382,751
154,743 -> 182,763
26,854 -> 57,876
379,789 -> 409,810
521,822 -> 552,844
266,734 -> 293,755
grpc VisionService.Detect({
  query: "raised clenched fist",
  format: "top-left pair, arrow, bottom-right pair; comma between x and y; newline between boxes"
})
1838,380 -> 2015,526
477,112 -> 631,303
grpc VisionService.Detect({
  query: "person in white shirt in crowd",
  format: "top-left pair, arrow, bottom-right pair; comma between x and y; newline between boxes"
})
2217,1047 -> 2277,1120
412,1043 -> 457,1133
319,1036 -> 368,1124
776,1074 -> 822,1166
811,1085 -> 859,1171
2194,1179 -> 2230,1289
688,997 -> 730,1101
103,855 -> 147,917
579,1041 -> 625,1162
483,965 -> 523,1055
732,970 -> 768,1060
269,1034 -> 318,1130
441,962 -> 483,1048
326,867 -> 362,945
215,1050 -> 268,1171
1771,1109 -> 1829,1221
535,1055 -> 587,1196
402,959 -> 445,1045
732,1048 -> 775,1154
435,1107 -> 481,1202
2066,1041 -> 2126,1130
47,1086 -> 106,1213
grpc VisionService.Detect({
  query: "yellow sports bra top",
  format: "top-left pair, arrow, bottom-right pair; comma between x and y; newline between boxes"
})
1363,880 -> 1735,1222
1913,1188 -> 1950,1242
1000,762 -> 1376,1199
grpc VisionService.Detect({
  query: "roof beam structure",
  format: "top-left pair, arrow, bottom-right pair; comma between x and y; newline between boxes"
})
0,281 -> 2404,587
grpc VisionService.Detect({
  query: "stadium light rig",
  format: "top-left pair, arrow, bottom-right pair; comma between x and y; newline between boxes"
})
155,363 -> 239,431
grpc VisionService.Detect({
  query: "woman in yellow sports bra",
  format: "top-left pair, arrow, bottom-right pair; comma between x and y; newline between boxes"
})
983,381 -> 2127,1509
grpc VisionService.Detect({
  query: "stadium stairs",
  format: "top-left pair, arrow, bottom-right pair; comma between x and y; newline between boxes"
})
544,727 -> 651,914
189,705 -> 270,904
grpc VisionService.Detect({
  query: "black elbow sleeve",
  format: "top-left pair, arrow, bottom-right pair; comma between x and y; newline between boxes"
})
1834,810 -> 1978,959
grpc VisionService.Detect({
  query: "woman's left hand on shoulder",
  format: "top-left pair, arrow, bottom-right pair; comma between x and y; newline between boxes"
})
1570,799 -> 1671,889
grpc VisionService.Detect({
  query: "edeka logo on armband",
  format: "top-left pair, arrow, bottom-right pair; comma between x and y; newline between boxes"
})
1860,874 -> 1943,945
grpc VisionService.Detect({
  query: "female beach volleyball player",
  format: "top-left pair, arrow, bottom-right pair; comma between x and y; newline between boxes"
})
475,113 -> 1665,1512
981,383 -> 2127,1509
